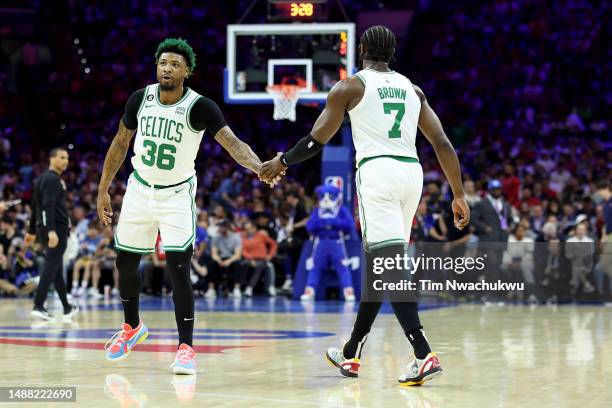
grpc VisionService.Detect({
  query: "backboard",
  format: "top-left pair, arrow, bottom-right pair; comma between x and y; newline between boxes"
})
225,23 -> 356,104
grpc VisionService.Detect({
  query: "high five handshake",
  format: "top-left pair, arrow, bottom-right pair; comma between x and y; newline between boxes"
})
259,152 -> 287,185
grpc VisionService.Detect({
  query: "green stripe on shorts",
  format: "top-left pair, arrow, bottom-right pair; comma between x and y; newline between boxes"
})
368,238 -> 407,250
114,233 -> 154,254
357,155 -> 418,169
356,167 -> 367,241
164,177 -> 196,252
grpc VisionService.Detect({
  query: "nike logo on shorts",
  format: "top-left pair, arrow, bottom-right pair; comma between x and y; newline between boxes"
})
184,317 -> 195,321
175,187 -> 186,193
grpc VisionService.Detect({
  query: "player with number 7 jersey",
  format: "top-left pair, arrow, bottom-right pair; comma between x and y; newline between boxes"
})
96,38 -> 272,375
349,68 -> 421,167
259,25 -> 471,386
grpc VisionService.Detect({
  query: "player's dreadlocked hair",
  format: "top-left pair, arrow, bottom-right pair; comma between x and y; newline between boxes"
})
360,25 -> 396,63
155,38 -> 197,73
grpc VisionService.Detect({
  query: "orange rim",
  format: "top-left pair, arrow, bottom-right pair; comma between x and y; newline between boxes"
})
266,85 -> 301,98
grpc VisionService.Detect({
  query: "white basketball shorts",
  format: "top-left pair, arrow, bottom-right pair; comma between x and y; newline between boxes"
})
355,156 -> 423,250
114,172 -> 197,253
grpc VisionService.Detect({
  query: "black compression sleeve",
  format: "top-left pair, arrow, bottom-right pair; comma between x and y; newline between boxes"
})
121,89 -> 145,130
280,134 -> 324,166
189,97 -> 228,135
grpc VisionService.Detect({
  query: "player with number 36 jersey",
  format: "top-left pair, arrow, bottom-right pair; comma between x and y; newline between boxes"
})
96,38 -> 273,375
131,83 -> 204,186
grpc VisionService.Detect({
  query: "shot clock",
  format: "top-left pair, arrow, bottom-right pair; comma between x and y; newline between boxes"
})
268,0 -> 329,21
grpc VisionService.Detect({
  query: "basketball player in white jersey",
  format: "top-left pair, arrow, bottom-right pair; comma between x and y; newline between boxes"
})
261,26 -> 470,385
97,38 -> 274,374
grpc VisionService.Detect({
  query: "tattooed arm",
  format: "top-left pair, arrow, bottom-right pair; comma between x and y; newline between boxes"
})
214,126 -> 263,175
190,97 -> 282,185
97,121 -> 135,225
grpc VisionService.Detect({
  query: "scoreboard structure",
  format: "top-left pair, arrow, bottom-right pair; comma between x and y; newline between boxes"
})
224,22 -> 356,105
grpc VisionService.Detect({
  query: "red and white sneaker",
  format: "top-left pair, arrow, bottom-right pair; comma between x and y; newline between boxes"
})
398,352 -> 443,386
171,343 -> 197,375
325,346 -> 360,378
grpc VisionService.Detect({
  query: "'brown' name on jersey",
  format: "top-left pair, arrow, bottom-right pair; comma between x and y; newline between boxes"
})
377,87 -> 407,100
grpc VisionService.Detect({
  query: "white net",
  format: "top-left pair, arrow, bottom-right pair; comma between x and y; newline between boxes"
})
266,85 -> 300,122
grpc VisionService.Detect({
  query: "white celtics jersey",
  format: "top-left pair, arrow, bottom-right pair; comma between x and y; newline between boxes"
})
131,83 -> 203,186
348,69 -> 421,167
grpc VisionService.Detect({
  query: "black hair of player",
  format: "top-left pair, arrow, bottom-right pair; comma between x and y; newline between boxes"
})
49,147 -> 67,158
360,25 -> 396,64
155,38 -> 197,75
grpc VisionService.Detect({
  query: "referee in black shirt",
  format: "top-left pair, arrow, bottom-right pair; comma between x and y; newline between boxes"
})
25,147 -> 78,321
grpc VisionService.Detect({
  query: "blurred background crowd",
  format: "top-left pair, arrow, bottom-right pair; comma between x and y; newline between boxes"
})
0,0 -> 609,302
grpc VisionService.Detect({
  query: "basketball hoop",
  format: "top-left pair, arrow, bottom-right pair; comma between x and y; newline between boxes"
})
266,85 -> 301,122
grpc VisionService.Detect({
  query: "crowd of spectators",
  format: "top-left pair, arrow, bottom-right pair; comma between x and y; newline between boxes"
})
0,0 -> 609,301
412,179 -> 611,303
401,0 -> 611,301
0,169 -> 315,299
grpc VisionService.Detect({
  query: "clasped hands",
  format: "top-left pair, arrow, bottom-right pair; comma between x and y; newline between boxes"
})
258,152 -> 288,187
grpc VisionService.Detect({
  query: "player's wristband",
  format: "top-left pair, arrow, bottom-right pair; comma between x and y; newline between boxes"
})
279,153 -> 290,167
280,134 -> 324,167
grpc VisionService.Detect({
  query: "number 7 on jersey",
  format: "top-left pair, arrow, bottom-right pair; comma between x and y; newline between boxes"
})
383,102 -> 405,138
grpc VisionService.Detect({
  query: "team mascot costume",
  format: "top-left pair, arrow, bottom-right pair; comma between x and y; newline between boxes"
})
301,184 -> 356,301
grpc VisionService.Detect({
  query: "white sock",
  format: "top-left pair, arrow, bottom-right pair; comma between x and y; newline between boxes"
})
81,281 -> 88,288
72,281 -> 78,288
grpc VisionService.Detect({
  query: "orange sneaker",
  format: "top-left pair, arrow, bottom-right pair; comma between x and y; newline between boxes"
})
171,343 -> 197,375
105,321 -> 149,361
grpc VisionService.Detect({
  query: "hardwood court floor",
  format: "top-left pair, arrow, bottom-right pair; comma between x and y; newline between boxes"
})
0,297 -> 610,407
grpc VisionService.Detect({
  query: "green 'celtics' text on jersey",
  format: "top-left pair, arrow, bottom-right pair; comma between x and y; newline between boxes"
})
132,84 -> 203,186
348,69 -> 421,167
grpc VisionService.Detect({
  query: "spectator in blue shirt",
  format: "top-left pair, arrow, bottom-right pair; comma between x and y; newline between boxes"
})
213,171 -> 243,212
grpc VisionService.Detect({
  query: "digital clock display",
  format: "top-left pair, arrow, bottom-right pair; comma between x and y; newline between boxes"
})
290,3 -> 314,17
268,0 -> 328,21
